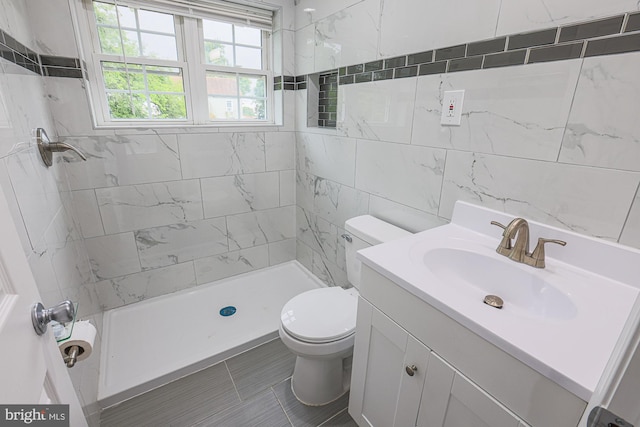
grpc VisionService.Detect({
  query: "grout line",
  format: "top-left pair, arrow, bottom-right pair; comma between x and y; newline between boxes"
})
271,385 -> 295,427
317,407 -> 351,426
617,180 -> 640,242
493,0 -> 504,37
556,55 -> 586,163
554,27 -> 561,44
224,360 -> 242,401
407,76 -> 419,145
621,13 -> 630,33
436,149 -> 448,219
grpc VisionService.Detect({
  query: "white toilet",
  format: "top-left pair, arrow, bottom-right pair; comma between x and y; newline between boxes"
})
279,215 -> 411,406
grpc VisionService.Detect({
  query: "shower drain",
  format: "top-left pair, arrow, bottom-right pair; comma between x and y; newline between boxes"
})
219,306 -> 237,316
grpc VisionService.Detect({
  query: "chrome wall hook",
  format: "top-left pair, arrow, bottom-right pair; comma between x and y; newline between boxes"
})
36,128 -> 87,167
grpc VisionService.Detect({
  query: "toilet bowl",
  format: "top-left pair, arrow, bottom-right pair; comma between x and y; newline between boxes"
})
279,215 -> 411,406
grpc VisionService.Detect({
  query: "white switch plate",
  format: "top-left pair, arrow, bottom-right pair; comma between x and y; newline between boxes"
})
440,90 -> 465,126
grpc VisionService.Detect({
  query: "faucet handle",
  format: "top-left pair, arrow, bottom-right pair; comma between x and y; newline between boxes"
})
530,238 -> 567,268
490,221 -> 512,255
490,220 -> 507,230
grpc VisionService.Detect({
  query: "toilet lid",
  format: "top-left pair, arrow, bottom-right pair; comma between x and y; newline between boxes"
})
281,287 -> 357,344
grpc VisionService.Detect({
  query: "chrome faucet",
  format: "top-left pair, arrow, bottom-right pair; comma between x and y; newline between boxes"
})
491,218 -> 566,268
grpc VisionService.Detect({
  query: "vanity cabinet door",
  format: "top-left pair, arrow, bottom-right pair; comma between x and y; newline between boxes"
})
416,352 -> 455,426
418,353 -> 521,427
349,298 -> 430,427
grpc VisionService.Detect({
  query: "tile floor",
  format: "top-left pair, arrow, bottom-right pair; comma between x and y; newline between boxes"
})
100,339 -> 357,427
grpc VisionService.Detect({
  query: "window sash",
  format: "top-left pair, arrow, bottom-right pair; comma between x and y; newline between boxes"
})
98,0 -> 273,30
100,61 -> 188,120
81,0 -> 274,126
205,70 -> 267,121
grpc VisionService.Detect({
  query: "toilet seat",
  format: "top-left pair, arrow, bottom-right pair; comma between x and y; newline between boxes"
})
281,287 -> 357,344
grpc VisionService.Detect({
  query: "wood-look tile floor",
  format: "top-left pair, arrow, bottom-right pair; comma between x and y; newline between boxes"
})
100,339 -> 357,427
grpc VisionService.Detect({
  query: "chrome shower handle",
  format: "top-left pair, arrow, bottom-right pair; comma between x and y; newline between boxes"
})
37,128 -> 87,167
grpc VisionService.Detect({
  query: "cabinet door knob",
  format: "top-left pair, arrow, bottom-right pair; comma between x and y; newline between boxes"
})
405,365 -> 418,376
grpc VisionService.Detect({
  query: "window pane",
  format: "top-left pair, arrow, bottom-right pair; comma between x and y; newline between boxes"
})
203,20 -> 232,42
149,94 -> 186,119
208,97 -> 238,120
141,33 -> 177,60
116,5 -> 137,29
107,92 -> 148,119
146,66 -> 184,93
138,9 -> 175,34
121,30 -> 141,56
204,42 -> 234,66
240,98 -> 266,120
131,93 -> 151,118
98,27 -> 123,55
93,2 -> 118,26
235,46 -> 262,69
102,62 -> 145,91
239,75 -> 266,98
235,26 -> 261,47
104,63 -> 186,120
206,72 -> 237,96
107,93 -> 133,118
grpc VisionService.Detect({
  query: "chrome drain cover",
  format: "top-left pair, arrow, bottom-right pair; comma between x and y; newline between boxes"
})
483,295 -> 504,309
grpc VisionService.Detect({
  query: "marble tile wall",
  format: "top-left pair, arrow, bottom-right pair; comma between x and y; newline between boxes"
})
57,131 -> 297,311
0,0 -> 98,421
12,0 -> 297,421
294,0 -> 640,286
7,0 -> 639,417
23,0 -> 299,315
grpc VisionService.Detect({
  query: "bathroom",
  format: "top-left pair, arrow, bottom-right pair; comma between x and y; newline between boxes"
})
0,0 -> 639,425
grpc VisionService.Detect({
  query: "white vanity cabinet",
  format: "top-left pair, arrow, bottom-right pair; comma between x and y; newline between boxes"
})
349,297 -> 528,427
349,297 -> 430,427
349,265 -> 587,427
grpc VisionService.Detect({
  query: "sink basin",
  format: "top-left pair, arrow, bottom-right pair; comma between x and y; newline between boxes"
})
423,248 -> 577,320
356,202 -> 640,401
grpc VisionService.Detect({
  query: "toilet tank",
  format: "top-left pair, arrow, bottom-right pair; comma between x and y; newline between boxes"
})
344,215 -> 411,289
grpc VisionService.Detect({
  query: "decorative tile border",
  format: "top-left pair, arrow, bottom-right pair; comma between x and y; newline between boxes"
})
0,27 -> 84,78
0,29 -> 41,75
317,71 -> 337,128
274,75 -> 305,91
278,10 -> 640,90
40,55 -> 84,78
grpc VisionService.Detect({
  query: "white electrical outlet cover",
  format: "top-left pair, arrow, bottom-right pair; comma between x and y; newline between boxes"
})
440,90 -> 465,126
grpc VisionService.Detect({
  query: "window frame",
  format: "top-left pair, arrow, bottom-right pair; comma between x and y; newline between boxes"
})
198,18 -> 271,123
79,0 -> 274,128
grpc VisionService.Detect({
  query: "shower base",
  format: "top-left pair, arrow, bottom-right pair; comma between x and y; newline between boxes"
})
97,261 -> 322,408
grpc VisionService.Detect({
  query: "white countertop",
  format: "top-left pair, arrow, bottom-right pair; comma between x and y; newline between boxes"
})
357,202 -> 640,401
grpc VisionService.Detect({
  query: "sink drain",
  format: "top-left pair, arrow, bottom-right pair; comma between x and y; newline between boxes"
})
483,295 -> 504,309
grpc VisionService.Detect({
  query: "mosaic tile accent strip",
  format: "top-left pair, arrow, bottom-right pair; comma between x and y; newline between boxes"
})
0,29 -> 41,75
292,10 -> 640,89
0,28 -> 85,78
318,71 -> 337,128
41,55 -> 84,78
274,75 -> 305,91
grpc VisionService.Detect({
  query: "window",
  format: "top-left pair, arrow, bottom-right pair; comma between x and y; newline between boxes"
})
202,20 -> 268,120
81,0 -> 273,126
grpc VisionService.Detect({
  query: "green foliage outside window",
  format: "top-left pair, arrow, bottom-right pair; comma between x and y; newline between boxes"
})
94,2 -> 187,120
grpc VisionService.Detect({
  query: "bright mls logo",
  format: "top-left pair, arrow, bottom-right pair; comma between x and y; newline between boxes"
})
0,405 -> 68,426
